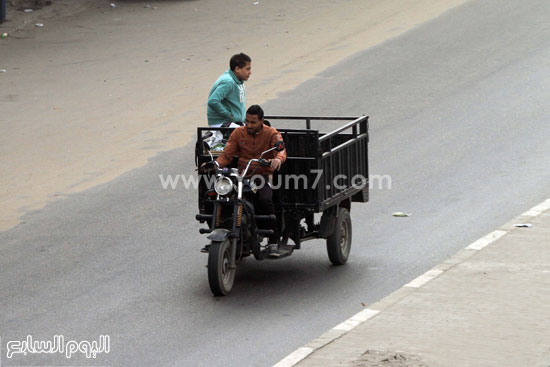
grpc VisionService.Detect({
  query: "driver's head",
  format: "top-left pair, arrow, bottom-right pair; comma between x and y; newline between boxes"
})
245,105 -> 264,135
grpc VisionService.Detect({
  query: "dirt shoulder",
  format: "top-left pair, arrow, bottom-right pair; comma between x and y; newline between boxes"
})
1,0 -> 93,32
0,0 -> 469,230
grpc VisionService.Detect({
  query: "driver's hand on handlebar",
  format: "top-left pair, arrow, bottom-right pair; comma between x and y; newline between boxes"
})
199,161 -> 216,173
270,158 -> 282,171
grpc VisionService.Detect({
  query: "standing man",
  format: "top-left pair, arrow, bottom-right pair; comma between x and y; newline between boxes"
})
207,53 -> 251,126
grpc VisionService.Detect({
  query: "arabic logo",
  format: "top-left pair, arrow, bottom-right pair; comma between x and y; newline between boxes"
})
6,335 -> 110,359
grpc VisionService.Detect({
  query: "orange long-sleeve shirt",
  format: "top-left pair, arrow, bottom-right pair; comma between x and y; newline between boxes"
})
216,125 -> 287,176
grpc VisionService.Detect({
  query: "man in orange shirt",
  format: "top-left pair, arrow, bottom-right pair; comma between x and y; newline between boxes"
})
216,105 -> 287,256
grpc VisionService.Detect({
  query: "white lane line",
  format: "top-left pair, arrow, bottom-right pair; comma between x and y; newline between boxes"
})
273,309 -> 380,366
333,308 -> 380,331
522,199 -> 550,217
465,230 -> 507,250
273,347 -> 314,367
404,268 -> 444,288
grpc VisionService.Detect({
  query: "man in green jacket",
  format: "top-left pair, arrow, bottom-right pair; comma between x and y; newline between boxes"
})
207,53 -> 252,126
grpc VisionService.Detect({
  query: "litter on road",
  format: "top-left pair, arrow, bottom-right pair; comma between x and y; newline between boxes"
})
514,223 -> 533,228
392,212 -> 412,217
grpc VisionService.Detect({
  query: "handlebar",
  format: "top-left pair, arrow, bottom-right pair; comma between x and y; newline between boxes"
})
198,160 -> 220,173
258,159 -> 271,167
201,141 -> 284,177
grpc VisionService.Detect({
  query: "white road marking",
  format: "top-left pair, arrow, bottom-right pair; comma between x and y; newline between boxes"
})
333,309 -> 380,331
273,347 -> 314,367
404,268 -> 444,288
465,230 -> 507,250
522,199 -> 550,217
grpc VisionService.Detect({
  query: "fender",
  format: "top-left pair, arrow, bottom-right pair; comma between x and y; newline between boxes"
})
207,228 -> 232,242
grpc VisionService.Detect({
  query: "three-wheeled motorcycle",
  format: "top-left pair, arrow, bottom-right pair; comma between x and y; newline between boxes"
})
195,116 -> 369,296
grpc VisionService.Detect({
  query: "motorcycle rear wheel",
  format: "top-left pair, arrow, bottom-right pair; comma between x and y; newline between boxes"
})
207,239 -> 236,296
326,207 -> 352,265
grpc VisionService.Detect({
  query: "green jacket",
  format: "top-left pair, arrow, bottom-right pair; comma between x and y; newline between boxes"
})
207,70 -> 246,125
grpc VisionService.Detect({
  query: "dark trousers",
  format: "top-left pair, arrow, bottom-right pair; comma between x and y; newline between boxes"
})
252,179 -> 279,244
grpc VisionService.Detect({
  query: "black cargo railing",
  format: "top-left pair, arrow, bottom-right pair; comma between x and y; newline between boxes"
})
266,115 -> 368,153
1,0 -> 5,23
265,115 -> 359,130
197,115 -> 369,212
319,132 -> 369,208
318,116 -> 367,142
322,135 -> 368,158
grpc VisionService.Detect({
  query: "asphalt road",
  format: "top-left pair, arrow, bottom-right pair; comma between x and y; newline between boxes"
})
2,0 -> 550,366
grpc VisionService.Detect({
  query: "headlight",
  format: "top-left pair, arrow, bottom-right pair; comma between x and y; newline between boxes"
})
214,177 -> 234,196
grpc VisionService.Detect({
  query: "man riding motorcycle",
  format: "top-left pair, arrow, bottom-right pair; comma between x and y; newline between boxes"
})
210,104 -> 287,256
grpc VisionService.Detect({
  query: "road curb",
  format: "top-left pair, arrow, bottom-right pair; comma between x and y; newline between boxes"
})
273,198 -> 550,367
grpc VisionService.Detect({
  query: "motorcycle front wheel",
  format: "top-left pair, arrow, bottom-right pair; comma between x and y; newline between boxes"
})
207,239 -> 236,296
